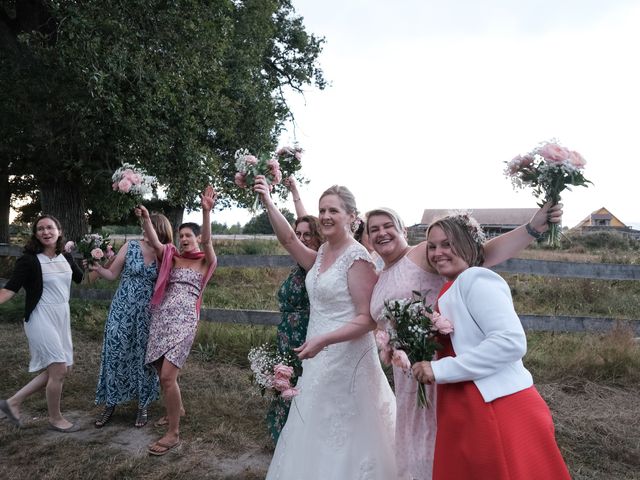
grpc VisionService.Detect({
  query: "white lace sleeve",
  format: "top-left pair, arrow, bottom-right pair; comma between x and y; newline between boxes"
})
338,243 -> 374,272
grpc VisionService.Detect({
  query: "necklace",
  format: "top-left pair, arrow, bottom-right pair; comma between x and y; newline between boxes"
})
382,246 -> 411,271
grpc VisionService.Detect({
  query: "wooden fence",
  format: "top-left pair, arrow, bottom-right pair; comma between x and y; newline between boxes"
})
1,244 -> 639,334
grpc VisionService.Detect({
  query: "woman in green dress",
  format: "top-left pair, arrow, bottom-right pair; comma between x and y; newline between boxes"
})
266,179 -> 324,443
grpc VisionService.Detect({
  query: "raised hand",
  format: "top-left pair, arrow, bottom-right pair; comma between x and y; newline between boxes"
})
134,204 -> 150,220
201,185 -> 217,212
529,202 -> 563,234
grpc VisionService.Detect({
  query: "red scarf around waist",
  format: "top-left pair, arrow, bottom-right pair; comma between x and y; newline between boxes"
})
151,243 -> 217,313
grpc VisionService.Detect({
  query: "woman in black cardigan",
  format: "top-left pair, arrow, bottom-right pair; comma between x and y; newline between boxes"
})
0,215 -> 83,432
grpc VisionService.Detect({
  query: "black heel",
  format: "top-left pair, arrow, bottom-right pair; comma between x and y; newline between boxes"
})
135,407 -> 148,428
94,405 -> 115,428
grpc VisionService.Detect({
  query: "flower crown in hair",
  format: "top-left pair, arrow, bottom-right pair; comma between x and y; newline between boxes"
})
448,211 -> 486,245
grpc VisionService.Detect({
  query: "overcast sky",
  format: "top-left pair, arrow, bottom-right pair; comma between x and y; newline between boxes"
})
203,0 -> 638,231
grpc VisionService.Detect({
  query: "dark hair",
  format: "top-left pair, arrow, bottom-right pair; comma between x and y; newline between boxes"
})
24,215 -> 65,255
426,214 -> 485,269
151,213 -> 174,244
352,217 -> 366,243
294,215 -> 324,251
179,222 -> 201,236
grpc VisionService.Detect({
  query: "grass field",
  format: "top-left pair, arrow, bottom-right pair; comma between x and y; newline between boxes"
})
1,235 -> 639,478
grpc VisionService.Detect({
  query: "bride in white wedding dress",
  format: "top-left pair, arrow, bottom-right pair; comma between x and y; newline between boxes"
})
254,177 -> 397,480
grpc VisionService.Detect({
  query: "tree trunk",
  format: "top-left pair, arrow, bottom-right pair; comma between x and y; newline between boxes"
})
40,180 -> 88,241
0,174 -> 9,243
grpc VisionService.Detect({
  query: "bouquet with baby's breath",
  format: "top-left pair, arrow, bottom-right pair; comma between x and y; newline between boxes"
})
376,291 -> 452,408
247,344 -> 300,401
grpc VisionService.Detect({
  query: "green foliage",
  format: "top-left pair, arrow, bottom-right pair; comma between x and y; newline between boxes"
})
243,208 -> 295,234
1,0 -> 325,233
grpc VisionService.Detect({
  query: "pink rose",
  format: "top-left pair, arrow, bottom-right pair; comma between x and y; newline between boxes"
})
519,153 -> 534,167
538,143 -> 570,164
245,155 -> 258,165
433,312 -> 454,335
90,248 -> 104,260
234,172 -> 247,188
273,377 -> 292,392
112,181 -> 119,191
64,241 -> 75,253
273,364 -> 294,380
375,329 -> 392,365
105,245 -> 115,259
272,168 -> 282,184
391,349 -> 411,371
118,178 -> 132,193
280,388 -> 299,401
568,150 -> 586,169
130,173 -> 143,185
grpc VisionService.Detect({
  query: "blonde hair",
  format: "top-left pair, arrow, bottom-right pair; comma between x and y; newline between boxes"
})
365,207 -> 405,235
320,185 -> 358,215
150,213 -> 174,245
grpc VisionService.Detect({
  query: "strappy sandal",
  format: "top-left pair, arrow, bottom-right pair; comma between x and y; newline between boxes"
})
94,405 -> 115,428
134,407 -> 148,428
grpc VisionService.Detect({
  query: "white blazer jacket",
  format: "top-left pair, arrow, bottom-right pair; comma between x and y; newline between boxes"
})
430,267 -> 533,402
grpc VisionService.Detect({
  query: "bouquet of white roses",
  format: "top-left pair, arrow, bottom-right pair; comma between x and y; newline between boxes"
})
112,163 -> 157,197
247,343 -> 300,401
376,291 -> 452,408
505,140 -> 592,247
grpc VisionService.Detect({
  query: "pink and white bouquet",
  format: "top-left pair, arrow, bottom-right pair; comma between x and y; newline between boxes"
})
247,343 -> 300,401
376,291 -> 452,408
505,140 -> 592,247
74,233 -> 116,265
234,149 -> 283,212
112,163 -> 157,197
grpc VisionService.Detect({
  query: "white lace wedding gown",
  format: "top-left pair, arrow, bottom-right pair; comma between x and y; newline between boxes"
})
266,243 -> 397,480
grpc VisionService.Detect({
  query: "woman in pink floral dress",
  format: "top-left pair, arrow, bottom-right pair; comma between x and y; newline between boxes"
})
136,186 -> 218,456
367,204 -> 562,480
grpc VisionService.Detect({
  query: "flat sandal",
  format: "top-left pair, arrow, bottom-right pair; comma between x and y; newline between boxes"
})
135,407 -> 148,428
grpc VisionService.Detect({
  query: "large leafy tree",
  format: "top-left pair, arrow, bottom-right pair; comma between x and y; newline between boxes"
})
0,0 -> 324,240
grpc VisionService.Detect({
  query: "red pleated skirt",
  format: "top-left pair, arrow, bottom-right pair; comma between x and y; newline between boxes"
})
432,335 -> 571,480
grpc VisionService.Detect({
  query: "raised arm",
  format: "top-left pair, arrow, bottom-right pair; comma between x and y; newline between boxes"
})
483,202 -> 563,267
89,243 -> 128,281
200,185 -> 217,267
296,259 -> 378,359
135,204 -> 164,258
284,176 -> 308,218
254,175 -> 317,271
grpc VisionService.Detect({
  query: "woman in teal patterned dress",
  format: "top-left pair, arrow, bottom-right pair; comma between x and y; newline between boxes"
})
91,214 -> 173,428
266,196 -> 324,442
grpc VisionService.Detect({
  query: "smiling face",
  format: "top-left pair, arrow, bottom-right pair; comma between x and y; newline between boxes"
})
34,217 -> 62,252
318,194 -> 354,240
295,220 -> 320,251
367,213 -> 408,261
179,226 -> 200,254
426,225 -> 469,280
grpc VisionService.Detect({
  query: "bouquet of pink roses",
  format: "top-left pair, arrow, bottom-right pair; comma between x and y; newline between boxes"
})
505,140 -> 592,247
247,343 -> 300,401
376,291 -> 453,408
72,233 -> 116,265
112,163 -> 157,197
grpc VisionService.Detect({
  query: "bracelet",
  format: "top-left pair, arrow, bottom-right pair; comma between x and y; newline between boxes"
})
293,197 -> 301,202
525,223 -> 544,240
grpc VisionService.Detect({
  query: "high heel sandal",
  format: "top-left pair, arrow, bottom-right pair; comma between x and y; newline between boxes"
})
135,407 -> 148,428
94,405 -> 115,428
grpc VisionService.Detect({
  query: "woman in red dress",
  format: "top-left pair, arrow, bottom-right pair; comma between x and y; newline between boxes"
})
412,213 -> 571,480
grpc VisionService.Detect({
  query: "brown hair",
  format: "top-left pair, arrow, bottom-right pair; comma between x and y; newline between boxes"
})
426,214 -> 485,269
294,215 -> 324,251
24,215 -> 65,255
150,213 -> 174,245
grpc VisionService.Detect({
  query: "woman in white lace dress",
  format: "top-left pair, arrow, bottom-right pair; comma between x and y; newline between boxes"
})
255,177 -> 397,480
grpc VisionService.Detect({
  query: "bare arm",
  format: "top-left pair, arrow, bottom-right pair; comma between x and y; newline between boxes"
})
484,202 -> 563,267
89,243 -> 128,281
200,185 -> 217,267
135,205 -> 164,258
296,259 -> 378,359
254,175 -> 317,270
0,288 -> 16,304
284,176 -> 308,218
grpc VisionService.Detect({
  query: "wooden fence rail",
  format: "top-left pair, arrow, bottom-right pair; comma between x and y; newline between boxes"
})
2,244 -> 639,334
